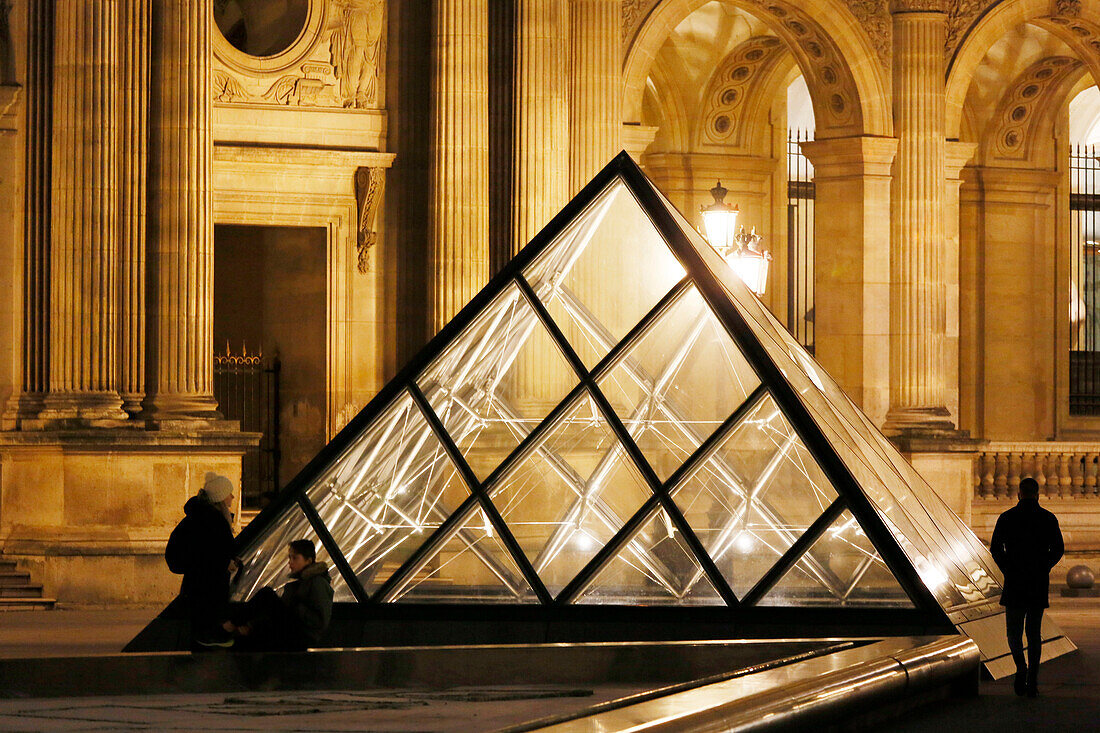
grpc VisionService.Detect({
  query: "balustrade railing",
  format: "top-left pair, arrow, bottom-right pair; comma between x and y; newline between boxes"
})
974,443 -> 1100,500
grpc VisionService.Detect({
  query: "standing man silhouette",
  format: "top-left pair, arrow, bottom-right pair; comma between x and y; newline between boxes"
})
990,476 -> 1064,697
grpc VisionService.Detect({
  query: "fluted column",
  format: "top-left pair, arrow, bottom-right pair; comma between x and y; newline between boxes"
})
884,3 -> 953,434
2,0 -> 51,429
39,0 -> 126,424
144,0 -> 219,421
511,0 -> 568,256
568,0 -> 621,193
118,0 -> 148,416
428,0 -> 489,332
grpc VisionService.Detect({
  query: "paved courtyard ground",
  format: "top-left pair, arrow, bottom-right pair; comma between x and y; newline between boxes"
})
0,600 -> 1094,730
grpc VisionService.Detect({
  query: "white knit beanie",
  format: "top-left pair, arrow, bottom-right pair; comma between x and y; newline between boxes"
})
202,472 -> 234,504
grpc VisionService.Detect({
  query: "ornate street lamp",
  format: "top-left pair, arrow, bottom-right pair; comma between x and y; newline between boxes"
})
700,181 -> 738,254
700,182 -> 772,296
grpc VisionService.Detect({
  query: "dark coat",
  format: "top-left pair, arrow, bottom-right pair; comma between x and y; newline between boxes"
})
280,561 -> 334,643
171,495 -> 235,610
990,499 -> 1064,608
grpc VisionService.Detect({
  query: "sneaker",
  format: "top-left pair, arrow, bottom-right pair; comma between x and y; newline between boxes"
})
195,630 -> 235,648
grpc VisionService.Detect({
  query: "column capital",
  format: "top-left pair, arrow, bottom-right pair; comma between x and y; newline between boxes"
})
889,0 -> 948,15
800,135 -> 898,178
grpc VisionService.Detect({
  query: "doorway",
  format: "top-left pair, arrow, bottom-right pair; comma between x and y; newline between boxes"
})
214,224 -> 327,507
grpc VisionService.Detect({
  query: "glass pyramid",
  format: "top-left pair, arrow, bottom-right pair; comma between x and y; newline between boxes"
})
217,153 -> 1068,673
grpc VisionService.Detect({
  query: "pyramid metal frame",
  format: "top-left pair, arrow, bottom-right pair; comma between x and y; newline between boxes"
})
216,152 -> 992,643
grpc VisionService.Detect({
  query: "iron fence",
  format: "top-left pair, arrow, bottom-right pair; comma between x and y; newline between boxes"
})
787,129 -> 815,353
214,345 -> 280,508
1070,144 -> 1100,415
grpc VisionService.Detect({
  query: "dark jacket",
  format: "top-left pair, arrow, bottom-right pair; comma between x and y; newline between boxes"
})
170,495 -> 235,607
990,499 -> 1064,608
280,561 -> 334,643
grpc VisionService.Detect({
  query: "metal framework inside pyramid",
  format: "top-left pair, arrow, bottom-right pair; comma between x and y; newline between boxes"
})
217,153 -> 1070,671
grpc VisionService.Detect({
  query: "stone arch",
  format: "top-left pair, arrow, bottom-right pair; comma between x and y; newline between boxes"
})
981,56 -> 1087,166
694,35 -> 797,153
623,0 -> 890,137
947,0 -> 1100,139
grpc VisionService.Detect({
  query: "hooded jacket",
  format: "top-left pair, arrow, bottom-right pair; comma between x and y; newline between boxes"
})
280,561 -> 334,643
172,494 -> 235,604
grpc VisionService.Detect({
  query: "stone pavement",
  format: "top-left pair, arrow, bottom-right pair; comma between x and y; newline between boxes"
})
0,601 -> 1095,731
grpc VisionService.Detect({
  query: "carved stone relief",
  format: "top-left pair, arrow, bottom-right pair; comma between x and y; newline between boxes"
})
699,36 -> 786,148
945,0 -> 995,59
212,0 -> 386,109
355,166 -> 385,273
845,0 -> 892,68
990,56 -> 1081,161
623,0 -> 661,47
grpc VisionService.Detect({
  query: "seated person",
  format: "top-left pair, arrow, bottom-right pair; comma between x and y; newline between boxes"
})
225,539 -> 334,651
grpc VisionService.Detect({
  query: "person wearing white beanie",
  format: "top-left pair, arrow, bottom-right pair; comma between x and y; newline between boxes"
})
164,472 -> 241,648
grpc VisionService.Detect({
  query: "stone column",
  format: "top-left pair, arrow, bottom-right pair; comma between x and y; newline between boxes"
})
801,136 -> 897,427
511,0 -> 568,256
428,0 -> 489,332
39,0 -> 127,424
118,0 -> 148,416
568,0 -> 621,194
2,0 -> 50,429
144,0 -> 219,422
884,3 -> 952,434
943,141 -> 977,429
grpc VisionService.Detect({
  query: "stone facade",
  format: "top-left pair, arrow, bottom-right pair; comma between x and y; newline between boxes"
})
1,0 -> 1100,605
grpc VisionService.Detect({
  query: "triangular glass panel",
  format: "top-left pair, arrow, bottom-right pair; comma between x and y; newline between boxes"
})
231,501 -> 354,603
671,392 -> 838,599
576,506 -> 724,606
418,281 -> 579,481
305,392 -> 470,596
524,178 -> 686,368
597,285 -> 762,481
389,503 -> 538,604
758,510 -> 913,608
647,172 -> 1006,613
488,391 -> 653,597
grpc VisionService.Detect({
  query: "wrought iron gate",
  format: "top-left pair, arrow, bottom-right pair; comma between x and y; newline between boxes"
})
787,129 -> 815,353
214,345 -> 280,508
1070,144 -> 1100,415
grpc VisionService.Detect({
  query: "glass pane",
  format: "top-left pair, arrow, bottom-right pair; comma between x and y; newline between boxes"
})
598,286 -> 761,481
648,168 -> 1006,611
488,391 -> 653,597
391,503 -> 537,603
671,393 -> 838,599
759,510 -> 914,608
306,392 -> 470,596
577,507 -> 724,606
524,178 -> 686,368
418,281 -> 578,481
232,502 -> 354,603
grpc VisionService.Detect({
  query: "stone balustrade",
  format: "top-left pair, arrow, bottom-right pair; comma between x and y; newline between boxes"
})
974,442 -> 1100,500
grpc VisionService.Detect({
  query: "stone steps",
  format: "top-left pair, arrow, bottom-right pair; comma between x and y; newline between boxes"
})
0,554 -> 54,610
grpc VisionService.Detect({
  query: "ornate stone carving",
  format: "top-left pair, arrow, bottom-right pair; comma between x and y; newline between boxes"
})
355,166 -> 385,273
945,0 -> 995,58
1054,0 -> 1082,18
741,0 -> 861,131
845,0 -> 891,68
699,36 -> 785,148
992,57 -> 1081,160
330,0 -> 386,108
889,0 -> 947,11
211,0 -> 386,109
622,0 -> 660,46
